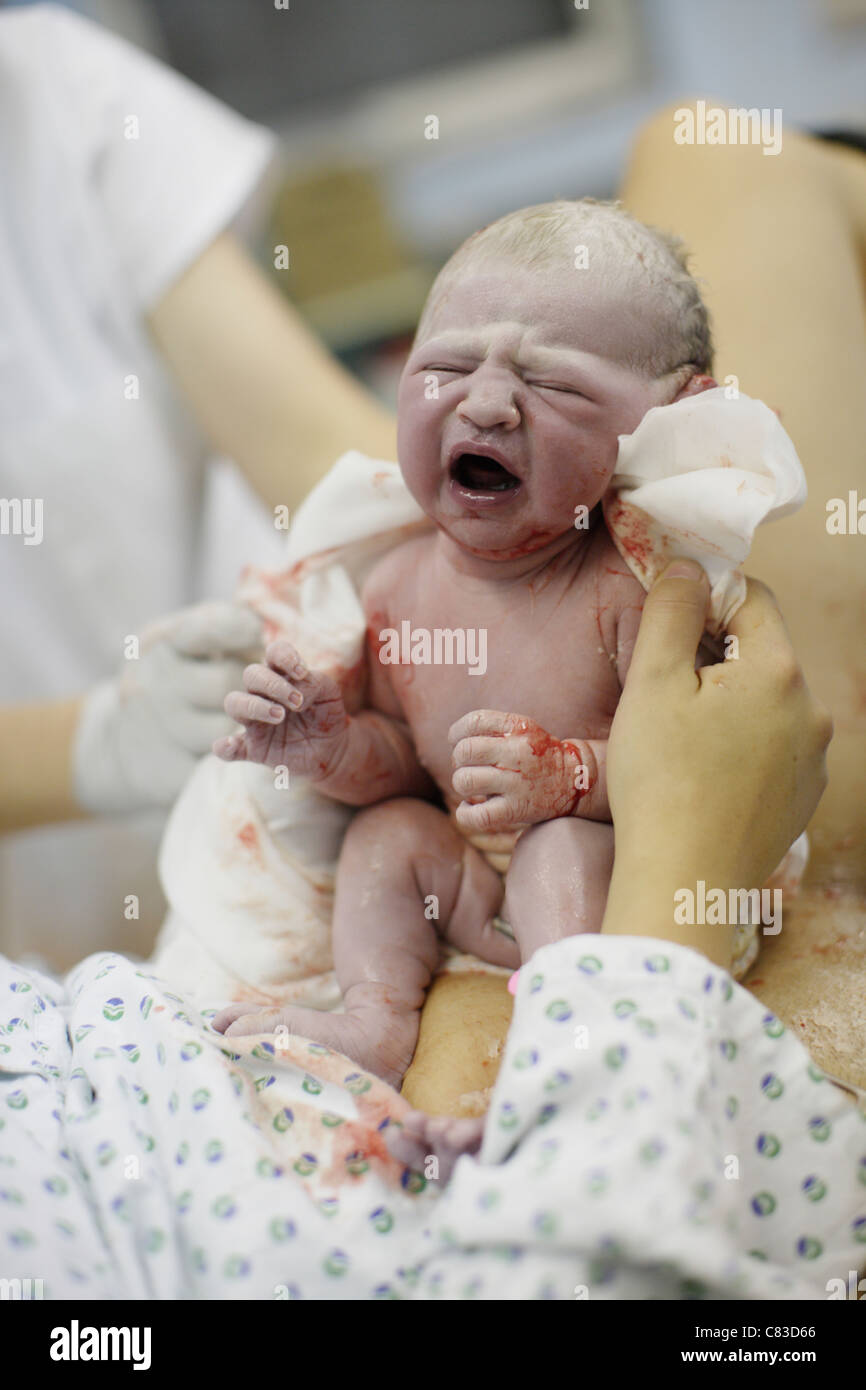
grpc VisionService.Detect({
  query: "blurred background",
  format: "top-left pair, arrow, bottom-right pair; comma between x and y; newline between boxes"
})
8,0 -> 866,408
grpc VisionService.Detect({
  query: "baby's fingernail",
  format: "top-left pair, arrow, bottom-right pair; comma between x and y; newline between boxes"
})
288,691 -> 304,710
292,660 -> 307,678
663,559 -> 704,581
269,705 -> 285,722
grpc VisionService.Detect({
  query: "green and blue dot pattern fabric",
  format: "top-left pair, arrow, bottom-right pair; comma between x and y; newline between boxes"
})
1,938 -> 864,1299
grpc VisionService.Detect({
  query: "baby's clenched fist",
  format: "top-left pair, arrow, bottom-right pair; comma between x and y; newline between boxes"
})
449,709 -> 592,833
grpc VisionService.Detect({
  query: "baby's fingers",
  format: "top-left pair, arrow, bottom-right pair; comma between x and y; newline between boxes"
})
243,661 -> 304,711
450,735 -> 507,771
448,709 -> 516,745
264,639 -> 308,680
212,730 -> 250,761
454,795 -> 514,834
452,765 -> 510,799
224,690 -> 286,726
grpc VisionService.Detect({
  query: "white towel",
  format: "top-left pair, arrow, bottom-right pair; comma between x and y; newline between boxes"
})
151,389 -> 807,1002
605,387 -> 806,635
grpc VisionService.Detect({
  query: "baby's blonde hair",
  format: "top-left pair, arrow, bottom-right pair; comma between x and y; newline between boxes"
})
415,197 -> 713,385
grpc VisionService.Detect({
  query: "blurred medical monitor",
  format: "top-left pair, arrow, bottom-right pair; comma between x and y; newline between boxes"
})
148,0 -> 640,156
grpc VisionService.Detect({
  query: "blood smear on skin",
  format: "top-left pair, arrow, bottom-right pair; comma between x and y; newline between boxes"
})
607,499 -> 655,572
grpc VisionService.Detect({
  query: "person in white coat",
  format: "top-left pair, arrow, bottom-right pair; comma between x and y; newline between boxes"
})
0,4 -> 396,968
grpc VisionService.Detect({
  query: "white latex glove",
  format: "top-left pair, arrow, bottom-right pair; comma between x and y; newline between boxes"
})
74,602 -> 264,814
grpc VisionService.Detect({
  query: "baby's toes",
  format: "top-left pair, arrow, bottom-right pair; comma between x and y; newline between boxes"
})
212,1002 -> 270,1033
385,1123 -> 429,1171
424,1113 -> 483,1158
211,1003 -> 250,1032
224,1007 -> 285,1038
442,1115 -> 485,1155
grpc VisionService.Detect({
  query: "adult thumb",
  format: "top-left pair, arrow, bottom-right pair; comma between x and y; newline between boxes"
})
628,560 -> 710,684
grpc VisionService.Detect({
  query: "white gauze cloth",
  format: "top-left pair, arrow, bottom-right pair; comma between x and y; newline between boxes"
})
604,387 -> 806,635
151,388 -> 807,1004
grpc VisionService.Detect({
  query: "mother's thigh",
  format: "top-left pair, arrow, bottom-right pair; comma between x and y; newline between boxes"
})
622,110 -> 866,880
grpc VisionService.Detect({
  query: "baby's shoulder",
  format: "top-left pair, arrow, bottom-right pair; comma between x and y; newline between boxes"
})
583,528 -> 647,683
360,532 -> 434,617
585,525 -> 645,610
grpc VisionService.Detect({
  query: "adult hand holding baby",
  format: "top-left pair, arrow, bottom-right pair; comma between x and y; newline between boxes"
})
602,560 -> 833,966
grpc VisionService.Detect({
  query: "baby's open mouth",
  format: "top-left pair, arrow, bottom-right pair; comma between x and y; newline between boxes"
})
450,453 -> 521,494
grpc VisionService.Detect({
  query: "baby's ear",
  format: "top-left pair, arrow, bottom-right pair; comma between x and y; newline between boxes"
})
671,372 -> 717,402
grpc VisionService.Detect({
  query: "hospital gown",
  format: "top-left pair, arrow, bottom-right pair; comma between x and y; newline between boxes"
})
1,936 -> 864,1300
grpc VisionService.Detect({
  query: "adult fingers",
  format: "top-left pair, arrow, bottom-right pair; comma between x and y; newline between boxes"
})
154,649 -> 250,709
722,577 -> 796,669
625,560 -> 710,686
169,602 -> 263,659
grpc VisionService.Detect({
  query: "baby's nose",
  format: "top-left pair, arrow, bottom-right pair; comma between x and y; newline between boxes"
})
456,378 -> 520,430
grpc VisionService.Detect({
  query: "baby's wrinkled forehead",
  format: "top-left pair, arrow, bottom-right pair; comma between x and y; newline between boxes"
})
413,199 -> 711,381
417,251 -> 669,376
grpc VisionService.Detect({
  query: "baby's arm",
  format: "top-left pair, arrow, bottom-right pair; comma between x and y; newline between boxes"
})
215,640 -> 431,804
214,556 -> 435,807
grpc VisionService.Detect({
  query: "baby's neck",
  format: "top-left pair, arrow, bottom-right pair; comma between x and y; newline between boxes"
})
434,512 -> 600,587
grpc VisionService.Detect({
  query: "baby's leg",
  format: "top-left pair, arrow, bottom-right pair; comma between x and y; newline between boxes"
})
214,797 -> 510,1088
387,819 -> 615,1178
502,817 -> 615,960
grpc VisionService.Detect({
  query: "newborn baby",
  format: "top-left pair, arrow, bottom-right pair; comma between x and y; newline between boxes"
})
213,199 -> 718,1087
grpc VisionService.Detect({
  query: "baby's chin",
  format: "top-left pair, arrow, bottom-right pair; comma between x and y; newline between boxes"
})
434,510 -> 586,564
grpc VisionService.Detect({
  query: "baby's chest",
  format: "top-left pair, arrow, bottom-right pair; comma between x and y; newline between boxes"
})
379,593 -> 621,784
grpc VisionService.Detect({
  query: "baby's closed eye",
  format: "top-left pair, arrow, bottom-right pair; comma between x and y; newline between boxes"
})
529,381 -> 589,398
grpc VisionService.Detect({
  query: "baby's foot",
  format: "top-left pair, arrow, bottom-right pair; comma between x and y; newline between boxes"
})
385,1106 -> 485,1185
212,988 -> 419,1091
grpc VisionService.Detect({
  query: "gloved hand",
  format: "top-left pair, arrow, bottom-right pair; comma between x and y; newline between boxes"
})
73,602 -> 263,814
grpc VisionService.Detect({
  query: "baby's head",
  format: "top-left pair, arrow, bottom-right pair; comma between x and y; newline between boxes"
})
397,198 -> 715,562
